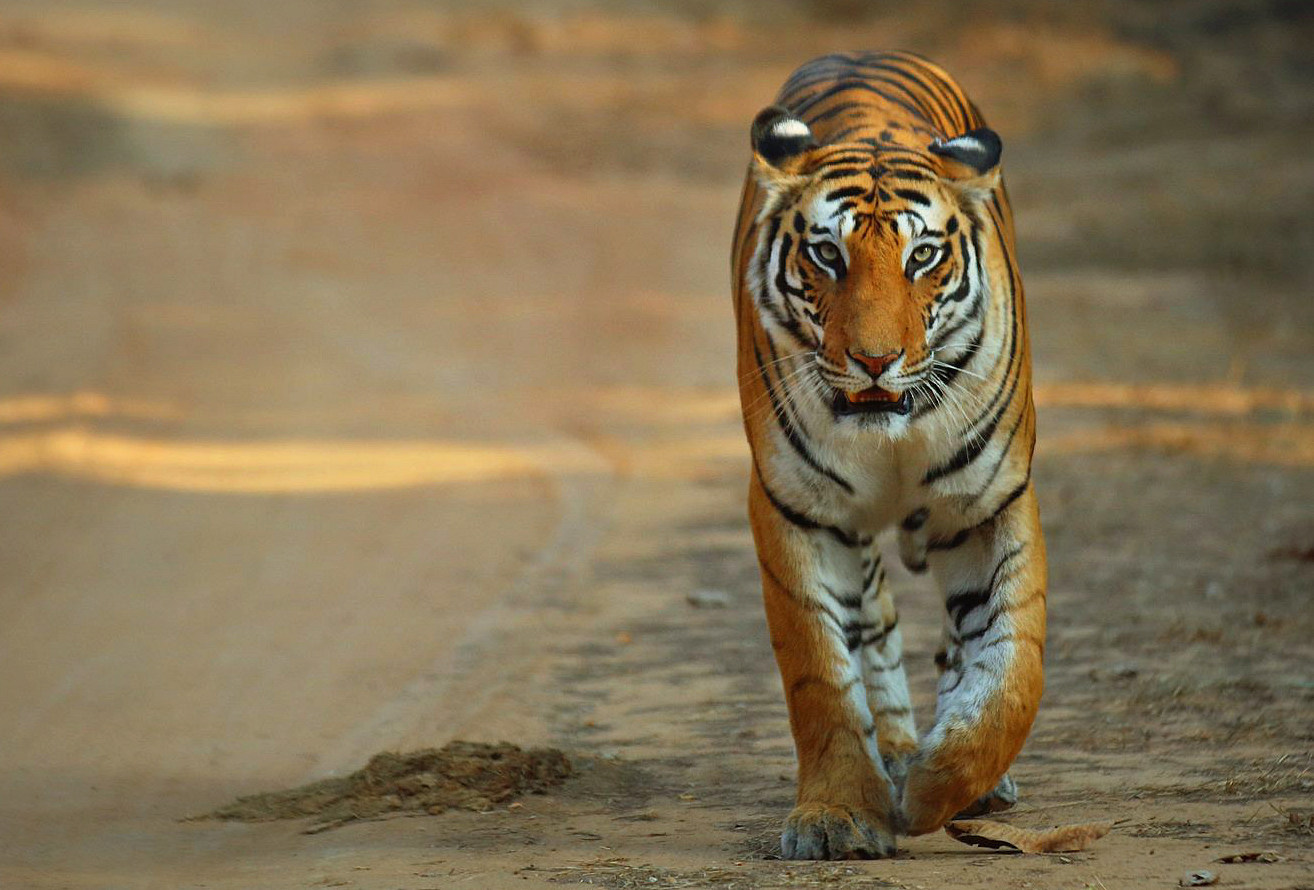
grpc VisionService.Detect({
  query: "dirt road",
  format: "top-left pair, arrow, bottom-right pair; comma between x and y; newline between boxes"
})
1,3 -> 1311,888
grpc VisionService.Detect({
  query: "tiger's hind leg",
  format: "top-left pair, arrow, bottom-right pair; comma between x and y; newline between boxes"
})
954,773 -> 1018,817
858,549 -> 917,792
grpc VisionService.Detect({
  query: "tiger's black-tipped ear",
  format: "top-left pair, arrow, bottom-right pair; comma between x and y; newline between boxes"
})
929,127 -> 1001,174
751,105 -> 816,183
930,127 -> 1002,203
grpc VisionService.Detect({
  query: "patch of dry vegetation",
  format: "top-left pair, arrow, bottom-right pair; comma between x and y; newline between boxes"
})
197,741 -> 572,832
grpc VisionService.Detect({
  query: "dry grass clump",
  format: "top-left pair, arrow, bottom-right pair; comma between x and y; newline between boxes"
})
199,740 -> 572,831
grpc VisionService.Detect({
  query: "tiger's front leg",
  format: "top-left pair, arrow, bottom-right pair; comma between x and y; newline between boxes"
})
859,548 -> 918,790
901,484 -> 1047,834
749,475 -> 898,860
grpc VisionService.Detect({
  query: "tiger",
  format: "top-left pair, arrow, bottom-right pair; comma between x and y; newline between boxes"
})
730,51 -> 1047,859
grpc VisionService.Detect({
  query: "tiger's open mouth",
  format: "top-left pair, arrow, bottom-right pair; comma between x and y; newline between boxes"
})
832,385 -> 913,417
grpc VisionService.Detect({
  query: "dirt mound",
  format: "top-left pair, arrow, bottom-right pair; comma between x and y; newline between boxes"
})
200,741 -> 572,832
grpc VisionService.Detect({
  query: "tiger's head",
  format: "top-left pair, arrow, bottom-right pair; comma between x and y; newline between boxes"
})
747,105 -> 1002,427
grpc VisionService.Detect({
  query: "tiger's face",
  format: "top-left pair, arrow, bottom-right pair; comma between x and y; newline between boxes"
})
748,106 -> 1002,427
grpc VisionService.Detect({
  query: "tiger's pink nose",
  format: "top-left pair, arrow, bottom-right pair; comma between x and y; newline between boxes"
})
850,350 -> 900,377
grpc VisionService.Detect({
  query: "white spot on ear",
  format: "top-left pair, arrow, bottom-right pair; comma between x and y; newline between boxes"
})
939,135 -> 984,155
771,118 -> 811,139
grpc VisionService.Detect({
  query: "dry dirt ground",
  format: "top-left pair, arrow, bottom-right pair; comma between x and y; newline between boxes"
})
0,2 -> 1311,888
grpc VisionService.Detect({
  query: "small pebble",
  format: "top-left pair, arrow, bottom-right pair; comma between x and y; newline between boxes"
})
686,589 -> 731,609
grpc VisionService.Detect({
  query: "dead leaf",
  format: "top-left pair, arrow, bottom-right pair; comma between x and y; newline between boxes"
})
1215,850 -> 1283,863
1181,869 -> 1217,886
944,819 -> 1113,853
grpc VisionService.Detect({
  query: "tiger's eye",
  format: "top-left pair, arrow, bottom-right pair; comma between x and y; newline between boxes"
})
911,244 -> 936,264
816,242 -> 841,263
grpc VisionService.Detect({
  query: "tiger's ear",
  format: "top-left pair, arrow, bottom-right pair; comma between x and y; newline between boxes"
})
930,127 -> 1001,204
751,105 -> 816,192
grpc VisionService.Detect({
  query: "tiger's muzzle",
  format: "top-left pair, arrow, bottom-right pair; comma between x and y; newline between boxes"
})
832,349 -> 913,416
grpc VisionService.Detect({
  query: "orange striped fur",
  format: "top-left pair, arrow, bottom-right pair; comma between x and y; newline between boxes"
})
732,52 -> 1047,859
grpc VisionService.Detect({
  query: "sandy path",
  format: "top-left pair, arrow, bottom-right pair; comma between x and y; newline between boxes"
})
0,3 -> 1311,888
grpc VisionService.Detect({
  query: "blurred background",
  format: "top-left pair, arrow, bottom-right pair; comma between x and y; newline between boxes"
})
0,2 -> 1310,888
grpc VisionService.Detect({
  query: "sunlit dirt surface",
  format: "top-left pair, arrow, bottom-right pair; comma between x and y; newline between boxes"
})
0,2 -> 1310,888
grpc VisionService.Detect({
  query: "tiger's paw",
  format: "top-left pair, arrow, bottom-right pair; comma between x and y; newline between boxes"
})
780,803 -> 896,860
900,759 -> 982,836
952,772 -> 1018,819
